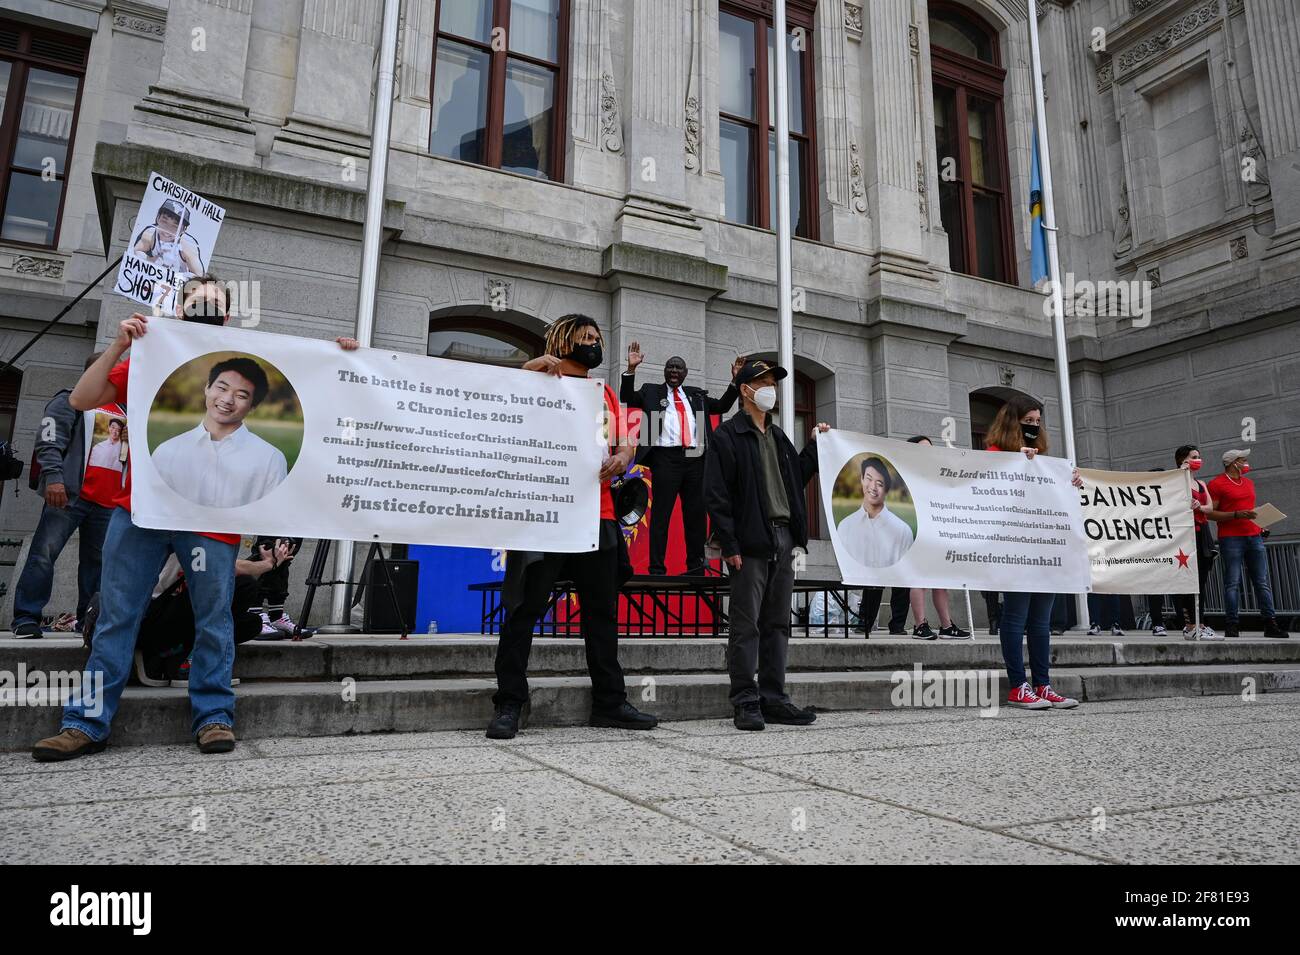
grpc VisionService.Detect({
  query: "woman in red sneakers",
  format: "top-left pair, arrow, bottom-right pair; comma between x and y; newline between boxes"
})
983,395 -> 1079,710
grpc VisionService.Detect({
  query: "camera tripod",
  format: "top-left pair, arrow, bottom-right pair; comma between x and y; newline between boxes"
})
294,538 -> 410,640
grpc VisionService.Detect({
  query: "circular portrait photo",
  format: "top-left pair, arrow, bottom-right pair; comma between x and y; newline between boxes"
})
831,453 -> 917,568
146,351 -> 303,509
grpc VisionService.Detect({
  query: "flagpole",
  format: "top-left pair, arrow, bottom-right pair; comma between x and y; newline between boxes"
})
323,0 -> 402,632
774,0 -> 795,436
1027,0 -> 1088,630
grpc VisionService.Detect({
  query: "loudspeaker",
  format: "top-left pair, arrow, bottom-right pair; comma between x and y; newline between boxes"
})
362,558 -> 418,633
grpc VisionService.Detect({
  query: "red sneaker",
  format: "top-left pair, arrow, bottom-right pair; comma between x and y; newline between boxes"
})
1034,684 -> 1079,709
1006,682 -> 1051,709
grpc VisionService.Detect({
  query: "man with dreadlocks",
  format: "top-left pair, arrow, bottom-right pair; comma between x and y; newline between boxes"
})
486,313 -> 659,739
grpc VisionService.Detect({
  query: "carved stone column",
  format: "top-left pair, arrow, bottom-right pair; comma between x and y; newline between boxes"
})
271,0 -> 383,170
127,0 -> 257,164
1243,0 -> 1300,251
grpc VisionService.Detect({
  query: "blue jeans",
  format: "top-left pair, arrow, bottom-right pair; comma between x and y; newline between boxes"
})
1219,534 -> 1276,624
62,508 -> 238,741
12,496 -> 113,627
999,591 -> 1054,689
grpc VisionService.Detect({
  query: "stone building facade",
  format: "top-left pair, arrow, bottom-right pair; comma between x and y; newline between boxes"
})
0,0 -> 1297,612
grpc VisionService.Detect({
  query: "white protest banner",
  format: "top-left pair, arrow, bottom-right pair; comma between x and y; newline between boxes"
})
126,320 -> 605,551
115,172 -> 226,311
819,430 -> 1091,593
1078,467 -> 1198,594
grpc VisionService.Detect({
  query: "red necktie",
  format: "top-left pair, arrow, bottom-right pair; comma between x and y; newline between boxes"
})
672,388 -> 691,447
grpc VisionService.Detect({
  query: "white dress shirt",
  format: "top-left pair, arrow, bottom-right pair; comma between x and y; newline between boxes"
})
836,505 -> 914,568
87,436 -> 125,472
152,421 -> 287,509
657,386 -> 698,448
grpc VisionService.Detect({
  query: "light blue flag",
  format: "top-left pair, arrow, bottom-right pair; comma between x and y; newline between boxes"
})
1030,133 -> 1049,285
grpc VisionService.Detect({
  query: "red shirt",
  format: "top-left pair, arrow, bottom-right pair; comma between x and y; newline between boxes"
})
79,403 -> 128,508
1191,480 -> 1209,529
1206,473 -> 1260,537
600,383 -> 624,521
108,359 -> 241,546
985,444 -> 1003,452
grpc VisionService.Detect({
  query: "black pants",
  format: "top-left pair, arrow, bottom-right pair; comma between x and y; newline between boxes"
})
859,587 -> 909,632
647,447 -> 706,575
1173,525 -> 1216,627
982,591 -> 1001,627
493,520 -> 628,712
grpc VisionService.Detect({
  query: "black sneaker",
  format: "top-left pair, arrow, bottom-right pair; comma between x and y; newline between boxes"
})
938,624 -> 971,639
761,700 -> 817,725
11,621 -> 41,639
1263,619 -> 1290,639
1225,624 -> 1241,639
912,621 -> 938,640
734,702 -> 765,731
486,702 -> 527,740
589,701 -> 658,730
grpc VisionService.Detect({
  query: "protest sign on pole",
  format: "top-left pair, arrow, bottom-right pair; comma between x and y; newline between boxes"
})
818,429 -> 1091,593
126,321 -> 605,551
1077,467 -> 1198,594
114,172 -> 226,313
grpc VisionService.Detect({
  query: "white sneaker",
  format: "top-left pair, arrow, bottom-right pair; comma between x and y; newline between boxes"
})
270,611 -> 297,633
1182,626 -> 1197,641
1199,625 -> 1223,641
259,612 -> 277,638
1111,625 -> 1126,636
1152,625 -> 1167,636
1087,624 -> 1101,635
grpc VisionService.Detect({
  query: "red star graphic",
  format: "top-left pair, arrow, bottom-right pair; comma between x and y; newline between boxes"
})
1175,549 -> 1190,568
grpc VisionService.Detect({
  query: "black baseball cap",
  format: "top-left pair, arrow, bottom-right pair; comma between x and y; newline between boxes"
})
734,358 -> 788,387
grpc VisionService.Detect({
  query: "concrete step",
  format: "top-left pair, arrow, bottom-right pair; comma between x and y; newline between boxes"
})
5,663 -> 1299,750
4,634 -> 1299,683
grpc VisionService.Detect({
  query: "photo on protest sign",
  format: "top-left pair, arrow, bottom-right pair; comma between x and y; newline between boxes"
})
830,452 -> 916,568
84,407 -> 128,474
1078,467 -> 1198,595
114,172 -> 226,311
818,429 -> 1092,593
126,320 -> 605,551
145,351 -> 303,510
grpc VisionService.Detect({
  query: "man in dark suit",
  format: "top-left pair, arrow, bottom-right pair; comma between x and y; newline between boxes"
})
622,343 -> 744,575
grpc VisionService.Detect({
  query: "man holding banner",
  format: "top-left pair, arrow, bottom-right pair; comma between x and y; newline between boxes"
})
32,277 -> 360,762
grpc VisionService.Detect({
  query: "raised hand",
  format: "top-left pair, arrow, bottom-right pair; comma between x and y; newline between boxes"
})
627,341 -> 644,372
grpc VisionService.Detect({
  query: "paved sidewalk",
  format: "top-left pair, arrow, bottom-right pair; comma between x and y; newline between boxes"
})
2,694 -> 1297,864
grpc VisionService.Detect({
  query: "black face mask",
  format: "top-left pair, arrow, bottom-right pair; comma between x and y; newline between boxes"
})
568,342 -> 603,369
1021,423 -> 1041,445
183,301 -> 226,326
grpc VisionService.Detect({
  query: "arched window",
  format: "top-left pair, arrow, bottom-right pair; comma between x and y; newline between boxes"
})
427,317 -> 544,367
429,1 -> 570,181
930,4 -> 1015,284
0,365 -> 21,443
969,386 -> 1033,449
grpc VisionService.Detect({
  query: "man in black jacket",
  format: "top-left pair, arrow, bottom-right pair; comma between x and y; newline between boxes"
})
622,344 -> 743,575
704,358 -> 828,731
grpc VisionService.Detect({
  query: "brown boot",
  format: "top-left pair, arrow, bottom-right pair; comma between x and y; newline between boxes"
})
32,728 -> 107,763
196,723 -> 236,754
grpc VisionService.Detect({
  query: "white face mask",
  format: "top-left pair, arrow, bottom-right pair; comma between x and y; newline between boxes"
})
748,385 -> 777,413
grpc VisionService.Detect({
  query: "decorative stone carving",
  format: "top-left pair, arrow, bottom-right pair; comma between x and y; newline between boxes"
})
1114,181 -> 1132,258
1129,0 -> 1159,13
844,4 -> 863,38
600,72 -> 624,153
848,142 -> 867,214
1147,267 -> 1161,289
999,367 -> 1015,388
13,255 -> 66,279
112,9 -> 165,39
1239,125 -> 1271,205
908,24 -> 919,55
485,278 -> 512,309
1230,236 -> 1248,259
1116,3 -> 1220,74
1227,0 -> 1244,15
916,160 -> 928,227
1096,55 -> 1112,93
684,96 -> 700,170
